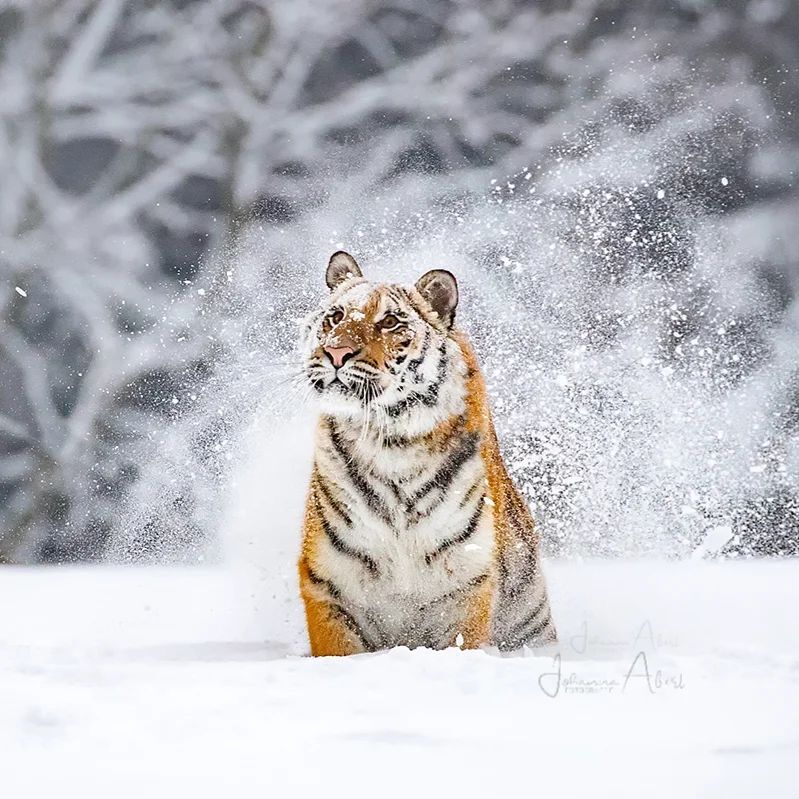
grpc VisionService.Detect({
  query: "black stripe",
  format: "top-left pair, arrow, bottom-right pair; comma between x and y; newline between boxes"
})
499,548 -> 527,601
507,509 -> 532,540
496,538 -> 511,590
349,363 -> 380,378
458,481 -> 484,509
516,611 -> 554,647
383,416 -> 466,451
405,329 -> 431,376
416,619 -> 460,650
424,502 -> 484,564
327,420 -> 393,524
410,433 -> 479,506
314,492 -> 379,577
362,607 -> 390,650
506,594 -> 549,643
348,375 -> 384,401
386,342 -> 449,419
328,604 -> 379,652
305,566 -> 380,651
349,351 -> 381,371
399,286 -> 433,325
419,572 -> 490,611
386,287 -> 407,311
305,564 -> 343,600
381,432 -> 413,448
314,471 -> 351,525
500,537 -> 540,601
382,431 -> 424,448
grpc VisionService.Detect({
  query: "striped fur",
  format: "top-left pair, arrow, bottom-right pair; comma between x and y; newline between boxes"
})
298,253 -> 557,655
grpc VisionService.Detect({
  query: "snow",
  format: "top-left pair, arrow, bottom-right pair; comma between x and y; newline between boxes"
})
2,559 -> 798,797
691,524 -> 734,559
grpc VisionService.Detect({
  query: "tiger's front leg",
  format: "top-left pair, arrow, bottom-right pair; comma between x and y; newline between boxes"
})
299,560 -> 367,657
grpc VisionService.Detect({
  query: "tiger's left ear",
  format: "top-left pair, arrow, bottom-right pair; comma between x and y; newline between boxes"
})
326,251 -> 363,290
416,269 -> 458,328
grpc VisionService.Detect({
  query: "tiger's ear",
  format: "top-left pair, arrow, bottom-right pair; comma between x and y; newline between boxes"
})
326,251 -> 363,290
415,269 -> 458,328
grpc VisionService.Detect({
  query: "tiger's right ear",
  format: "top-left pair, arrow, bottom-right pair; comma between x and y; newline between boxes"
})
415,269 -> 458,328
326,251 -> 363,290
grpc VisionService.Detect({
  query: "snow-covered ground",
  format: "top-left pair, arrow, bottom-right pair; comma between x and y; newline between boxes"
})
1,560 -> 798,798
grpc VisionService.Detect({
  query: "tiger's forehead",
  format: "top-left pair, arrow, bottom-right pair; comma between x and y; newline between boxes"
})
333,281 -> 406,316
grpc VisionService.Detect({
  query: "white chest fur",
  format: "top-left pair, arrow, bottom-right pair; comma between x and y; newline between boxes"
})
314,421 -> 495,645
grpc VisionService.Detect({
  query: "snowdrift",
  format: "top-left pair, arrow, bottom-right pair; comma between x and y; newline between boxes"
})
1,559 -> 797,798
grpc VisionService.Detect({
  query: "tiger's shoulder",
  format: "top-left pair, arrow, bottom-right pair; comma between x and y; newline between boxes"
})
450,329 -> 540,553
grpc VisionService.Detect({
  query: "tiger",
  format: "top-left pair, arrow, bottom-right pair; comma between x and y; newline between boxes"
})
298,250 -> 557,656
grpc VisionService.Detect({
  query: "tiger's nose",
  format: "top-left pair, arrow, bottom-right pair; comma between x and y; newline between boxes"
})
324,345 -> 358,368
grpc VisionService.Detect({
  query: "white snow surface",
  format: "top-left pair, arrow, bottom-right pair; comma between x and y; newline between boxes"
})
1,559 -> 798,798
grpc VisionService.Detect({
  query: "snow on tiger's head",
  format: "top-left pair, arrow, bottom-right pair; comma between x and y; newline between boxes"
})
300,251 -> 467,426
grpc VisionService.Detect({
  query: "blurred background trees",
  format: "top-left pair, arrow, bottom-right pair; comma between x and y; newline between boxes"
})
1,0 -> 797,562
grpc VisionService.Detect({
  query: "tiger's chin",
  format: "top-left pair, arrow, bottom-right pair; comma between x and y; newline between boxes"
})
316,389 -> 362,417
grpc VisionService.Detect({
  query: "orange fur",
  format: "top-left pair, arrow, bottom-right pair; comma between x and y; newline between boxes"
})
457,574 -> 495,649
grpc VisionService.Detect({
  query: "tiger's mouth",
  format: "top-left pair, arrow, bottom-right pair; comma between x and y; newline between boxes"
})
307,366 -> 388,405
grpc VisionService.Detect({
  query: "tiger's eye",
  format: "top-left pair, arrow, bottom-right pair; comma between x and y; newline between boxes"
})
328,309 -> 344,325
380,314 -> 399,329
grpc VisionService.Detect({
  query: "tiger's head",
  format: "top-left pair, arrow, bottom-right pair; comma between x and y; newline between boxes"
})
301,251 -> 467,429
